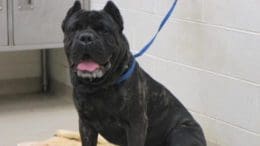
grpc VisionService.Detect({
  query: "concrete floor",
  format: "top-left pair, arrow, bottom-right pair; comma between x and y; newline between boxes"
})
0,93 -> 216,146
0,93 -> 78,146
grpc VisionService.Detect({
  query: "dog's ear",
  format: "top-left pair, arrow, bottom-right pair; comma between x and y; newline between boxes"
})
62,1 -> 81,32
103,1 -> 124,31
67,1 -> 82,17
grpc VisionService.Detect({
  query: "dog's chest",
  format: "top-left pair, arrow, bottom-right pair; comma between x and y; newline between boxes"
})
75,93 -> 128,144
75,91 -> 128,127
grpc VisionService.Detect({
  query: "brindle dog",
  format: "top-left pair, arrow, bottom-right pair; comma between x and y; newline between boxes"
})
62,1 -> 207,146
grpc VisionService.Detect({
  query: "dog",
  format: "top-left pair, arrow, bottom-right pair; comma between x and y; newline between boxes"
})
62,1 -> 207,146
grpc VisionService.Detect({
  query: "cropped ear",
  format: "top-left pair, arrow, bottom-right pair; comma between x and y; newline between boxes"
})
62,1 -> 81,32
67,1 -> 82,17
103,1 -> 124,31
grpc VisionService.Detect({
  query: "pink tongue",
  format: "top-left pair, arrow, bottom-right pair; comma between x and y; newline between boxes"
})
77,60 -> 100,72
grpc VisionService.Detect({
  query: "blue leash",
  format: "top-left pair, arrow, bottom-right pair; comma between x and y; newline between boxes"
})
117,0 -> 178,84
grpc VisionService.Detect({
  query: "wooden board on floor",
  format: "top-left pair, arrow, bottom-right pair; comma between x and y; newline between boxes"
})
18,130 -> 117,146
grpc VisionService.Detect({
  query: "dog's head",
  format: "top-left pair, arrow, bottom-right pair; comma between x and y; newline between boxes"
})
62,1 -> 131,88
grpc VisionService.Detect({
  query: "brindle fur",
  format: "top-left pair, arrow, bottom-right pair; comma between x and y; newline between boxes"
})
62,1 -> 207,146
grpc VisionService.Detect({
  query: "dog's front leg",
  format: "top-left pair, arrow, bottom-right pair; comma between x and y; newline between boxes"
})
126,115 -> 148,146
79,119 -> 98,146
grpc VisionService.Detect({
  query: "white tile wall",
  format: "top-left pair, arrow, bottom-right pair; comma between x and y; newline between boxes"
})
192,112 -> 260,146
50,0 -> 260,145
138,55 -> 260,133
157,0 -> 203,21
203,0 -> 260,32
91,0 -> 157,13
116,9 -> 260,84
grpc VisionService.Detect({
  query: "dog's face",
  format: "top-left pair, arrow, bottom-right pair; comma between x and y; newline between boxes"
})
62,1 -> 130,86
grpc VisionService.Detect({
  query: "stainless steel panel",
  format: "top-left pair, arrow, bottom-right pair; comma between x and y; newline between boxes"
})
17,0 -> 34,10
0,0 -> 7,46
13,0 -> 81,46
0,0 -> 3,11
7,0 -> 14,46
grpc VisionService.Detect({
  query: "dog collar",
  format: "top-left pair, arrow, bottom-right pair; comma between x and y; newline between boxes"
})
116,59 -> 137,84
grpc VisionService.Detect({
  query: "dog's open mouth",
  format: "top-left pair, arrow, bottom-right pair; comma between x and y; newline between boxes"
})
75,60 -> 111,80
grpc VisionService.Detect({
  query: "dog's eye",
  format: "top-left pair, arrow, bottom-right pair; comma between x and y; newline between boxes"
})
75,23 -> 83,30
100,26 -> 111,34
94,25 -> 110,34
68,23 -> 83,32
102,28 -> 109,34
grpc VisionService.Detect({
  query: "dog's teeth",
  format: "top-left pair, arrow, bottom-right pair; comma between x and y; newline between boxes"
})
82,73 -> 88,78
77,71 -> 83,77
87,73 -> 92,78
96,70 -> 103,78
79,72 -> 91,78
105,62 -> 111,69
77,69 -> 104,79
92,73 -> 97,78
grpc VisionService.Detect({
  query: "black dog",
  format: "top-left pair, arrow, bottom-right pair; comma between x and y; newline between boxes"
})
62,1 -> 206,146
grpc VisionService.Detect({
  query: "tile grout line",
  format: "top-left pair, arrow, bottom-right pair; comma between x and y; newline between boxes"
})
173,18 -> 260,36
189,109 -> 260,136
138,53 -> 260,87
105,6 -> 260,36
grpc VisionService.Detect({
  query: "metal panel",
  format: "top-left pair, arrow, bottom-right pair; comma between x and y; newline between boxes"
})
13,0 -> 81,46
0,0 -> 8,46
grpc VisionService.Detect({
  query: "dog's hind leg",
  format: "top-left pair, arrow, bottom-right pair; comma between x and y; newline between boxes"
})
164,121 -> 207,146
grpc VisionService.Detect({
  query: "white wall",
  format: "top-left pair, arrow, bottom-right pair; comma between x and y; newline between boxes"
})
50,0 -> 260,145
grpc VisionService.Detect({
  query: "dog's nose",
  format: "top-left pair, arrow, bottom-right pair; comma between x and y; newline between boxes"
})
79,33 -> 95,44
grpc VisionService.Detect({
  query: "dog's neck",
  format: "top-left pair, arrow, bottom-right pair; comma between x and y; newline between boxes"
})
116,56 -> 136,84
